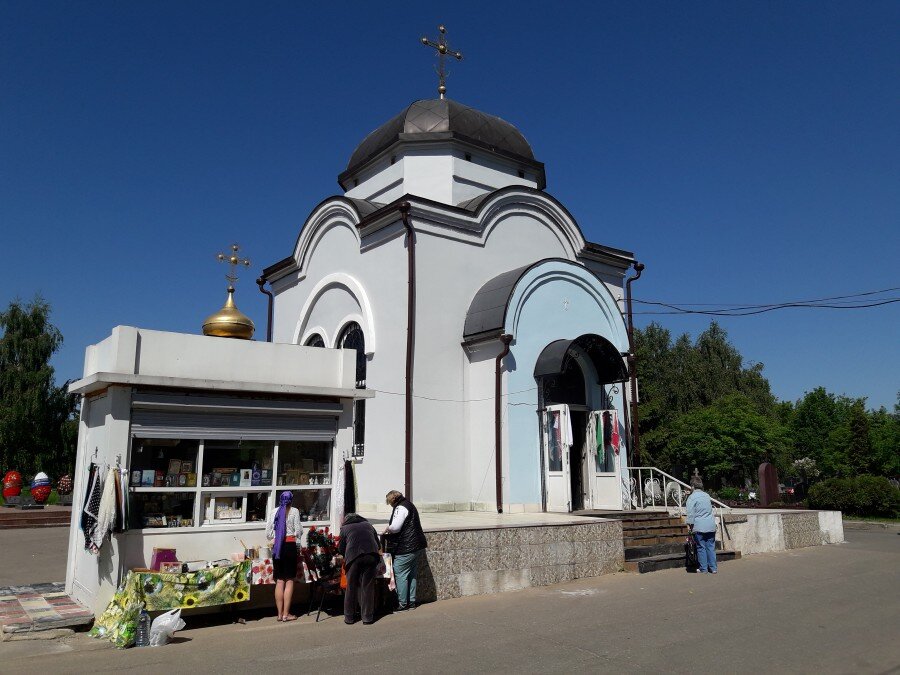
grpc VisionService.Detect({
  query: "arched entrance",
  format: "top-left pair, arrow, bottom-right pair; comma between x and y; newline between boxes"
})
535,334 -> 628,512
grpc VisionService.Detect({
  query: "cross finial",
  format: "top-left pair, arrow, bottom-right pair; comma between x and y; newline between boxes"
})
421,25 -> 463,99
215,243 -> 251,290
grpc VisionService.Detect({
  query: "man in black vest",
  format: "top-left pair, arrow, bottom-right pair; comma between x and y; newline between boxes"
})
383,490 -> 428,610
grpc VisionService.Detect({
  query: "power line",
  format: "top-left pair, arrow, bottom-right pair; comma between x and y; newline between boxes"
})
629,285 -> 900,316
632,298 -> 899,316
369,385 -> 538,403
633,285 -> 900,309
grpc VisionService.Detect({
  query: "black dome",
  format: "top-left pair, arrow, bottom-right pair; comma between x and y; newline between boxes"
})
345,99 -> 536,173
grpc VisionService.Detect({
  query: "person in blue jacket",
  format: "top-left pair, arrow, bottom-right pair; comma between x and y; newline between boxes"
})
686,478 -> 718,574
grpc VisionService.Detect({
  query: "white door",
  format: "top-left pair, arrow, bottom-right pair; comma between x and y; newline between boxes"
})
542,405 -> 571,512
588,410 -> 625,510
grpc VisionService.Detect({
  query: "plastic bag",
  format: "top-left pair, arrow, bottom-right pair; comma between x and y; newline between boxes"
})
149,608 -> 185,646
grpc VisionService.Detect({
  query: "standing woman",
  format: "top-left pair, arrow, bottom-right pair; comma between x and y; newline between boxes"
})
267,491 -> 300,620
686,478 -> 718,574
383,490 -> 428,611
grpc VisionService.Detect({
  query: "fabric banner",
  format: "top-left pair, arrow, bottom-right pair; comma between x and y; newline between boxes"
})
251,558 -> 274,585
90,560 -> 251,637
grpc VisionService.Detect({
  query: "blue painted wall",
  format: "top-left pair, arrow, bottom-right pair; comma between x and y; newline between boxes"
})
504,261 -> 628,505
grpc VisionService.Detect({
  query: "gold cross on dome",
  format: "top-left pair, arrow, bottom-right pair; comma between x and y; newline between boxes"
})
215,243 -> 251,289
421,25 -> 463,99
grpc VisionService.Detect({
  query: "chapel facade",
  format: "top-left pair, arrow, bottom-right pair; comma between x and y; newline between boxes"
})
262,98 -> 638,515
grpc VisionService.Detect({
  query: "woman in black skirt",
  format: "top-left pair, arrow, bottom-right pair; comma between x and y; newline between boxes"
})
266,491 -> 300,621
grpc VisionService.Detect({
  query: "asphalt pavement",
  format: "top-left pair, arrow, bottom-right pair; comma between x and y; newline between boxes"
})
2,529 -> 898,674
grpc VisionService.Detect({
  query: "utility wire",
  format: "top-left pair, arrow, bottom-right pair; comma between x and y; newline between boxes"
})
629,285 -> 900,316
369,385 -> 538,403
632,298 -> 899,316
633,285 -> 900,309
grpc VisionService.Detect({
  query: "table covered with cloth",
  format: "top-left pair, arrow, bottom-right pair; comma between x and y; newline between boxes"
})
90,561 -> 251,647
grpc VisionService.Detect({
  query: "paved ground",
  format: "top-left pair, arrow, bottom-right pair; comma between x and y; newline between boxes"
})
1,529 -> 897,673
0,527 -> 69,587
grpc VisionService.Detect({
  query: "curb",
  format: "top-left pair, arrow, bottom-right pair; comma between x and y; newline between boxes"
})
842,520 -> 900,532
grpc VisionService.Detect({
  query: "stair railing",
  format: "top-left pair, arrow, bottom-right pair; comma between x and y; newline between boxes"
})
627,466 -> 731,546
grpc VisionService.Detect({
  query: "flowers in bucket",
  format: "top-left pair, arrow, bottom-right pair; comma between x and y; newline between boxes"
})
304,526 -> 340,575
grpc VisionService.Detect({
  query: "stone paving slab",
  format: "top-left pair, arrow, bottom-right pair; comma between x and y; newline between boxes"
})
0,582 -> 93,634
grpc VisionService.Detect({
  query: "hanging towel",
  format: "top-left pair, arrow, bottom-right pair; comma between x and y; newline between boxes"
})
93,467 -> 117,553
82,464 -> 102,553
562,404 -> 574,447
610,410 -> 620,455
332,459 -> 345,528
113,468 -> 127,532
343,460 -> 356,515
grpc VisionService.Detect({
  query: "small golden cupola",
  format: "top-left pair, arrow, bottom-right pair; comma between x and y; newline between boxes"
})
202,244 -> 255,340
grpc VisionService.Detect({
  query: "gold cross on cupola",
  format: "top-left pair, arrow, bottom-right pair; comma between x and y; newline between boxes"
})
203,244 -> 255,340
421,25 -> 463,99
216,244 -> 251,290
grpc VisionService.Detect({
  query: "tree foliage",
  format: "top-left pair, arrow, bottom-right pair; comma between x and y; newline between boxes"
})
0,297 -> 78,478
634,322 -> 899,487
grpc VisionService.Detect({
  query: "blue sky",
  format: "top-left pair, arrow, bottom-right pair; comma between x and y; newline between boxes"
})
1,1 -> 897,409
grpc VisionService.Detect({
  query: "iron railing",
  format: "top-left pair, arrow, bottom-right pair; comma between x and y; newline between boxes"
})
626,466 -> 731,546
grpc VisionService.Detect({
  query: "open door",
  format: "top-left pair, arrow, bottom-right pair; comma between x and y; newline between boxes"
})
542,405 -> 572,512
587,410 -> 625,510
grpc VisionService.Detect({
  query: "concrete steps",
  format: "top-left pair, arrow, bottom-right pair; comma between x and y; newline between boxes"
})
0,508 -> 71,529
618,512 -> 740,574
625,549 -> 741,574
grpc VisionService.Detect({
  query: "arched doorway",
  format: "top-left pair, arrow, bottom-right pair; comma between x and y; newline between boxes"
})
535,334 -> 628,512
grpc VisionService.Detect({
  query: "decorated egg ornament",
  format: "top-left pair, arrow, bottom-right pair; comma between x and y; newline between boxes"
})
3,471 -> 23,499
31,472 -> 52,504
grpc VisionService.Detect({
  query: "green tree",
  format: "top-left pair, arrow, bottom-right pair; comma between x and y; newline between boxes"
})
0,297 -> 77,478
659,393 -> 791,487
868,397 -> 900,477
634,321 -> 779,471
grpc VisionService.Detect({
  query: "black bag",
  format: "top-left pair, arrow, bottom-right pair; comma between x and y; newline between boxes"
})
684,534 -> 699,572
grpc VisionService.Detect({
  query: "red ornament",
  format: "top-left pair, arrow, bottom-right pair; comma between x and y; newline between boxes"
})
31,485 -> 52,504
3,471 -> 23,499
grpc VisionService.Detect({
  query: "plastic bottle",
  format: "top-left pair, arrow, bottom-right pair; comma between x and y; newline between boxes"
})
135,609 -> 151,647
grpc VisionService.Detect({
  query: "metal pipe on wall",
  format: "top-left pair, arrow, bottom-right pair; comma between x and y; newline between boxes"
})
624,261 -> 645,466
256,276 -> 274,343
494,334 -> 514,513
399,202 -> 416,500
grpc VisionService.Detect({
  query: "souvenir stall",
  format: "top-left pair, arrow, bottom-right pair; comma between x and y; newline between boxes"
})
65,325 -> 371,625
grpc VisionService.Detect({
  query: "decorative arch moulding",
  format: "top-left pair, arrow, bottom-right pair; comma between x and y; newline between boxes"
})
292,272 -> 376,355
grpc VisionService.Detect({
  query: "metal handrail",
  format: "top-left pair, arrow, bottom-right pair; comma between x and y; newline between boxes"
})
628,466 -> 730,510
626,466 -> 731,547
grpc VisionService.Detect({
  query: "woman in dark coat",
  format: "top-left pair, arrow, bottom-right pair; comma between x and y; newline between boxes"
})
338,513 -> 381,625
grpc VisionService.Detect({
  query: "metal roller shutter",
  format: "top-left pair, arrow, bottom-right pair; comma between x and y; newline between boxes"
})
130,392 -> 341,441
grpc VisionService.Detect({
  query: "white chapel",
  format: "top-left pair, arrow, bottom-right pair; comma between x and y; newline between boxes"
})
261,93 -> 639,516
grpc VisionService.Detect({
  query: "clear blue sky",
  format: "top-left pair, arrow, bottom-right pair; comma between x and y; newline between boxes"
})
1,1 -> 897,409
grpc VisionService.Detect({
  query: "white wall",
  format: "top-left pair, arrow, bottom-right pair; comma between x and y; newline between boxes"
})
79,326 -> 356,392
344,144 -> 538,207
272,187 -> 630,513
66,386 -> 132,614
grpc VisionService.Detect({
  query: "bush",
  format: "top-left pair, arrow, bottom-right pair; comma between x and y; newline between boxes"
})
807,475 -> 900,517
716,487 -> 741,501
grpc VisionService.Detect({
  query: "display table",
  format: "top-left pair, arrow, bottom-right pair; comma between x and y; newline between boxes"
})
90,561 -> 251,647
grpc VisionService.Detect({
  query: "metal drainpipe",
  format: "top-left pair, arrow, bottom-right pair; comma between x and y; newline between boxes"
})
625,261 -> 645,466
256,276 -> 274,343
398,202 -> 416,500
494,334 -> 514,513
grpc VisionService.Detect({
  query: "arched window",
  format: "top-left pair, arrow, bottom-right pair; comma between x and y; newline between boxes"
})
337,323 -> 366,387
338,322 -> 366,456
304,333 -> 325,348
